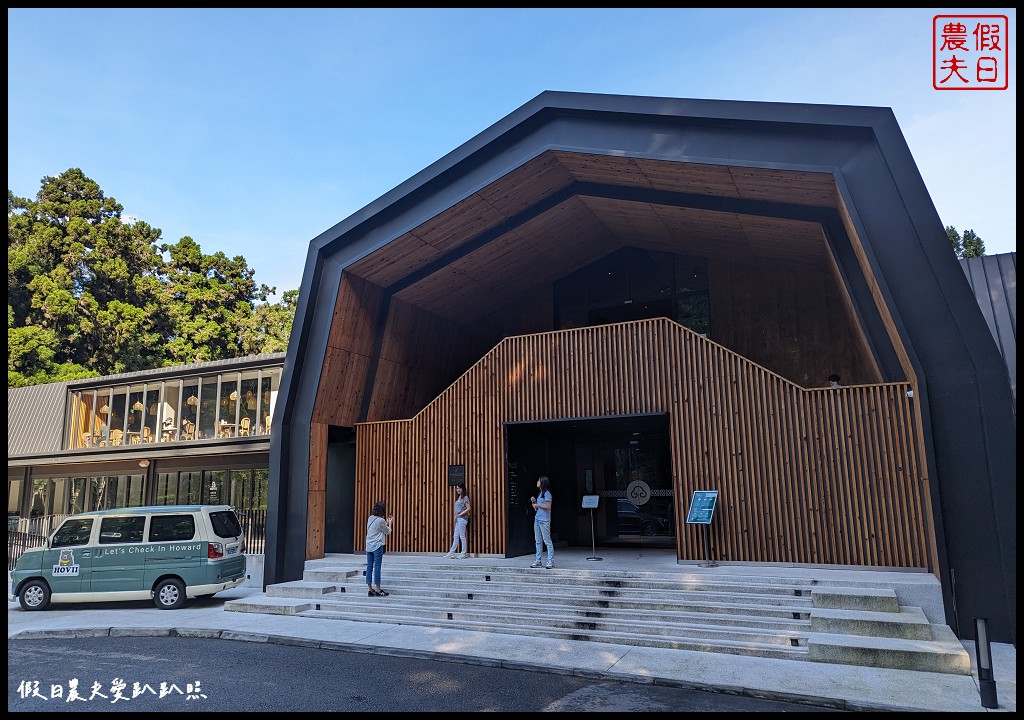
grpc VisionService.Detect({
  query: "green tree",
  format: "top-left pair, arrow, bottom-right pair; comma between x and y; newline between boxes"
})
9,168 -> 298,386
239,288 -> 298,355
945,225 -> 986,259
159,236 -> 280,364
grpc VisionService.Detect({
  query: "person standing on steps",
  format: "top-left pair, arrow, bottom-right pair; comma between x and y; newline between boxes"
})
444,481 -> 471,559
530,475 -> 554,569
365,500 -> 393,597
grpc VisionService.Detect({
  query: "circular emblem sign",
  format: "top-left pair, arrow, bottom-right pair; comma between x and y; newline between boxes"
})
625,479 -> 651,506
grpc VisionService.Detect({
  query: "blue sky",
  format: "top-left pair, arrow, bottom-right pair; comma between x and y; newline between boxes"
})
8,8 -> 1016,300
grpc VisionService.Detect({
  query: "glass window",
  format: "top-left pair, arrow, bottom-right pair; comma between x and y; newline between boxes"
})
253,469 -> 269,510
149,514 -> 195,542
554,248 -> 710,336
143,387 -> 160,443
8,478 -> 24,530
127,387 -> 145,440
218,376 -> 239,437
204,471 -> 227,505
29,479 -> 52,518
99,516 -> 146,544
199,377 -> 218,440
89,477 -> 118,511
51,478 -> 69,517
52,518 -> 94,547
155,473 -> 176,505
209,510 -> 242,539
68,479 -> 87,515
230,469 -> 252,509
110,388 -> 128,439
178,472 -> 202,505
181,382 -> 199,440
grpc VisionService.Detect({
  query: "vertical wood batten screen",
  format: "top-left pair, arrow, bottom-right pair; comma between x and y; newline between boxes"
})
352,318 -> 929,568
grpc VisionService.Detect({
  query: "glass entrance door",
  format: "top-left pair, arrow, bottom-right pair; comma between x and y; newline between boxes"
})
595,441 -> 674,549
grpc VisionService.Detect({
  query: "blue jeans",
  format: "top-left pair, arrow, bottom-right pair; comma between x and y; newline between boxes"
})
448,517 -> 468,554
534,520 -> 553,565
366,546 -> 384,587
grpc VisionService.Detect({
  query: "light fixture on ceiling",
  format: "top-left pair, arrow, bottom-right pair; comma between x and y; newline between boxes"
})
229,390 -> 238,401
149,403 -> 159,416
186,396 -> 198,406
99,404 -> 110,414
132,401 -> 144,412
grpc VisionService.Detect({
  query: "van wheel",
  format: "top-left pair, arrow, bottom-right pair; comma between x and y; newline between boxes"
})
19,579 -> 51,611
153,579 -> 186,610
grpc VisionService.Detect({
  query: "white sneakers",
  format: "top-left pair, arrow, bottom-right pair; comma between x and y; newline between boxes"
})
444,553 -> 468,559
456,553 -> 467,559
530,562 -> 542,568
545,564 -> 553,569
443,553 -> 455,559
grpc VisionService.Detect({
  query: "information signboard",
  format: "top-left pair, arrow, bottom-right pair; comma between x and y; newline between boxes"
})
686,490 -> 719,525
581,495 -> 599,509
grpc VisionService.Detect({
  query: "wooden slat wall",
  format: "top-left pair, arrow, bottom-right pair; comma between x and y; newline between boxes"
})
352,318 -> 930,569
307,421 -> 328,559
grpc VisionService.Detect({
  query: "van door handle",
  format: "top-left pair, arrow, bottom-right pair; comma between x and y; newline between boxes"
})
82,551 -> 91,557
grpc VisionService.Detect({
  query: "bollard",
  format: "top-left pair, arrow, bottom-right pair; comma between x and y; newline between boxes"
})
974,617 -> 998,709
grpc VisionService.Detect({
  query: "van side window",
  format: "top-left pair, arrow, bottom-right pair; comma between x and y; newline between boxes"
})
99,516 -> 146,544
52,519 -> 93,547
148,515 -> 196,542
209,510 -> 242,539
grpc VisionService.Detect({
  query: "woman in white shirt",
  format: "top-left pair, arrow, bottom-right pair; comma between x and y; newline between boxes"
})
365,500 -> 393,596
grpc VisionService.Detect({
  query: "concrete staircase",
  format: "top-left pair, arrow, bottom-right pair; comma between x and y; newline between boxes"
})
224,559 -> 970,675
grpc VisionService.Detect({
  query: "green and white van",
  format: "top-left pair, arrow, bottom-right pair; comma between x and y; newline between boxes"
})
10,504 -> 246,611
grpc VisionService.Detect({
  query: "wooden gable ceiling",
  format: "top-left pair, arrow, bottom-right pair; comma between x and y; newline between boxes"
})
348,150 -> 836,322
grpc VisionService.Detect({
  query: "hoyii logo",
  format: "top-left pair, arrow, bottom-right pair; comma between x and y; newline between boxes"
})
52,549 -> 80,577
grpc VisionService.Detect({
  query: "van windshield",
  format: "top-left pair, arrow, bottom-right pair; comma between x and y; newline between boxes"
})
210,510 -> 242,539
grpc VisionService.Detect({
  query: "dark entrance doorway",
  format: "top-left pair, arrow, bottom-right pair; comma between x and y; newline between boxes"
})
325,426 -> 356,553
505,414 -> 674,558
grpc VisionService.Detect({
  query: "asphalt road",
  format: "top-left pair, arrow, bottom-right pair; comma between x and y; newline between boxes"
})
9,636 -> 840,712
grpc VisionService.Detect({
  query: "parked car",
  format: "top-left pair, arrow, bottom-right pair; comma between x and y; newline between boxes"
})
616,499 -> 672,536
10,504 -> 245,611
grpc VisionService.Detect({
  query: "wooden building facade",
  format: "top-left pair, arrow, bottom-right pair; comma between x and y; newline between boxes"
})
267,93 -> 1015,644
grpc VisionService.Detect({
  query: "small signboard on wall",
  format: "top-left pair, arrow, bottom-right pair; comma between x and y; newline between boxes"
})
581,495 -> 599,509
686,490 -> 719,525
448,464 -> 466,487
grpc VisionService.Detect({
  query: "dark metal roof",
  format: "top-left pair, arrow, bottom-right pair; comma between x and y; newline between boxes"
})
8,353 -> 285,458
960,252 -> 1016,405
67,352 -> 286,390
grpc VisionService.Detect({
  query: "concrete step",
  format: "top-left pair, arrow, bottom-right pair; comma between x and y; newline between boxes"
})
810,605 -> 932,640
318,585 -> 812,620
325,579 -> 815,612
812,587 -> 900,613
298,606 -> 810,660
807,629 -> 971,675
311,595 -> 811,638
307,564 -> 820,597
241,559 -> 970,675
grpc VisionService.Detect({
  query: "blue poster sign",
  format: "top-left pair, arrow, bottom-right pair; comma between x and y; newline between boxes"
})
686,490 -> 719,525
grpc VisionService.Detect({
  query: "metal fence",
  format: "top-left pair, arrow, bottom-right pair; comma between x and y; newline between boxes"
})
7,509 -> 267,571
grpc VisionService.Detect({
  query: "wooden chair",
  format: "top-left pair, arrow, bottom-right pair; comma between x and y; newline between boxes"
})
109,429 -> 124,446
142,426 -> 153,443
239,417 -> 251,437
182,421 -> 196,441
